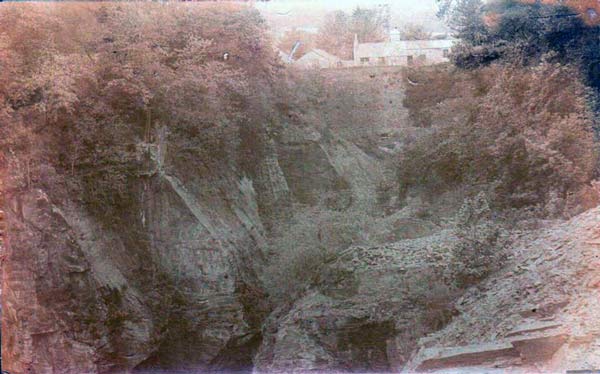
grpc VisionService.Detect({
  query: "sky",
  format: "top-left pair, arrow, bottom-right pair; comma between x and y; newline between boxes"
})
254,0 -> 448,36
254,0 -> 440,13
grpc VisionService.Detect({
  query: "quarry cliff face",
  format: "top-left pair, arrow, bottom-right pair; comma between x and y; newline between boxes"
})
4,63 -> 600,374
252,209 -> 600,374
253,231 -> 459,373
4,83 -> 600,374
1,132 -> 274,373
0,103 -> 395,373
3,12 -> 600,370
7,0 -> 600,371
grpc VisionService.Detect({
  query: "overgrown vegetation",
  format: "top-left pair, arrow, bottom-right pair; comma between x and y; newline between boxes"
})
450,193 -> 509,287
399,0 -> 600,293
315,7 -> 388,59
261,206 -> 373,305
375,1 -> 600,323
440,0 -> 600,93
0,2 -> 279,217
401,63 -> 598,216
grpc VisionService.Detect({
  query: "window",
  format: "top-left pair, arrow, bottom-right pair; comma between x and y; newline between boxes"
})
418,54 -> 426,62
407,55 -> 413,65
378,57 -> 386,65
443,49 -> 449,58
360,57 -> 370,63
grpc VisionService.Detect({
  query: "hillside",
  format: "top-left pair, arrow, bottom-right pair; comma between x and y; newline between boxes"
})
1,3 -> 600,374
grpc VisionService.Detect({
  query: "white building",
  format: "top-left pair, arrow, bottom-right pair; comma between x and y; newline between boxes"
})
390,28 -> 402,42
353,34 -> 457,67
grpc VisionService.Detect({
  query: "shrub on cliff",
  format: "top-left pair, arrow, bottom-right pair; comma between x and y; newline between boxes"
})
261,207 -> 372,304
399,63 -> 597,216
450,193 -> 509,287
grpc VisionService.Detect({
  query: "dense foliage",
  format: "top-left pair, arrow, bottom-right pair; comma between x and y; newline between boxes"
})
401,63 -> 598,216
315,7 -> 387,60
442,0 -> 600,94
0,3 -> 280,215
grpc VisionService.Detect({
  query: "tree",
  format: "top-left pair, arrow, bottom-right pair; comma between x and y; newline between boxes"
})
399,63 -> 597,213
316,11 -> 353,59
0,2 -> 280,210
316,7 -> 386,60
447,0 -> 489,44
519,0 -> 600,25
350,7 -> 387,43
400,24 -> 433,40
443,0 -> 600,97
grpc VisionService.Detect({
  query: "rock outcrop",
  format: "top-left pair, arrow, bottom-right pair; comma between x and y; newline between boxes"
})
1,125 -> 279,373
253,200 -> 600,373
1,100 -> 404,373
7,56 -> 599,374
404,207 -> 600,372
253,231 -> 459,373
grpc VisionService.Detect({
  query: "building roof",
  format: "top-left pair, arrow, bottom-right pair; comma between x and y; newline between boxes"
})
356,39 -> 457,59
303,49 -> 340,61
295,49 -> 341,63
293,48 -> 343,68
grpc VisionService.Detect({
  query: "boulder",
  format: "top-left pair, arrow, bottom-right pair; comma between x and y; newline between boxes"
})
506,321 -> 563,338
510,333 -> 568,363
415,342 -> 520,371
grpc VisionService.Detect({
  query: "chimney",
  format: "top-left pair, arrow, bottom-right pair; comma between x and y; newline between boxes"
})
353,33 -> 359,62
390,27 -> 401,42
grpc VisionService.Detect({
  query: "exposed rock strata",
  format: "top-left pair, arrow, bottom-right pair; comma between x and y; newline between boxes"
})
1,113 -> 402,373
405,207 -> 600,372
1,126 -> 279,373
253,232 -> 459,373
